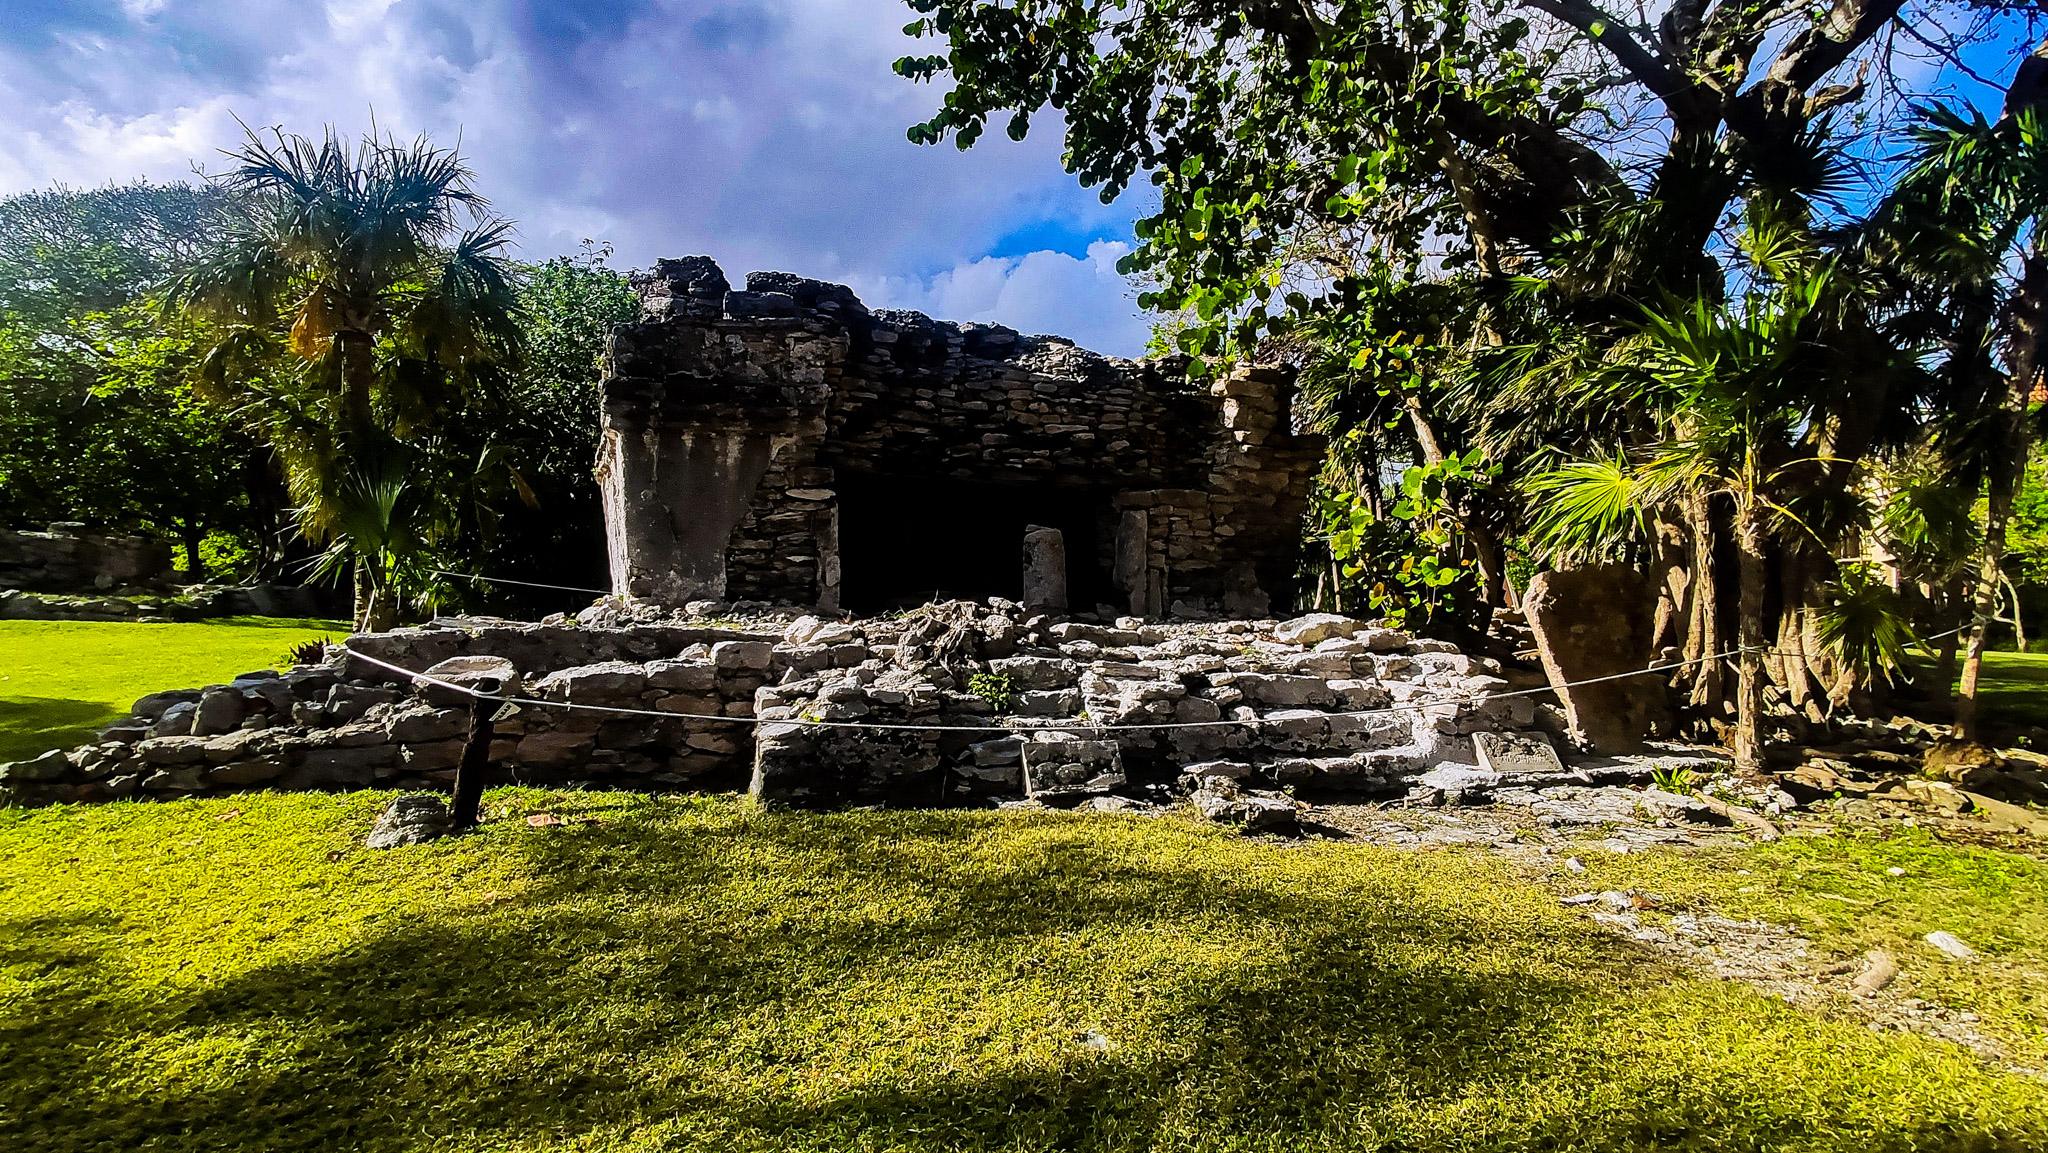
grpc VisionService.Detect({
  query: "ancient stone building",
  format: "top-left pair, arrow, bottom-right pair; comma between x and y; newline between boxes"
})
596,258 -> 1323,617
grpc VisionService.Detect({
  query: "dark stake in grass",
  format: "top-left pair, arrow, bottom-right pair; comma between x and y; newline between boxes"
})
449,679 -> 503,832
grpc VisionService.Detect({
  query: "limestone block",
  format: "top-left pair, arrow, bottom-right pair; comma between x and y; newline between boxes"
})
1473,731 -> 1564,776
989,656 -> 1082,690
1272,614 -> 1369,646
1022,734 -> 1125,799
1021,526 -> 1069,612
711,641 -> 775,672
647,659 -> 719,692
149,701 -> 198,738
531,661 -> 649,703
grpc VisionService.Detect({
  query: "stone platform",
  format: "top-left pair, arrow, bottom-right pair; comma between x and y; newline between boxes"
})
1,603 -> 1572,815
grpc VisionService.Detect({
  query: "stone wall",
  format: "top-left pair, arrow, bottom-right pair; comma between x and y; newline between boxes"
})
1,606 -> 1546,813
597,258 -> 1323,618
0,584 -> 333,623
0,525 -> 172,593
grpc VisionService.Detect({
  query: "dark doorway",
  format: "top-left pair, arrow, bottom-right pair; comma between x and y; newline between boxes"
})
837,473 -> 1110,612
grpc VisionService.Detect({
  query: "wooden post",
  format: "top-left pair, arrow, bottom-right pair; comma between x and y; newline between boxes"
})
450,677 -> 502,832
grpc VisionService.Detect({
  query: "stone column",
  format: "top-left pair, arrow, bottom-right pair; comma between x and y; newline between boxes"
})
1021,525 -> 1068,611
598,425 -> 780,603
1115,508 -> 1150,616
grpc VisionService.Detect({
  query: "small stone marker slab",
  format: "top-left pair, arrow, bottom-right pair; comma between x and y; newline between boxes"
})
1473,731 -> 1563,776
1022,733 -> 1125,799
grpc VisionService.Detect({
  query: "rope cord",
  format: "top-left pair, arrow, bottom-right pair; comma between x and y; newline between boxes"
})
341,630 -> 1958,736
429,569 -> 615,597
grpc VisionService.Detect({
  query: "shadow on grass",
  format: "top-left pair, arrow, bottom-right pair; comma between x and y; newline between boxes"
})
2,802 -> 2042,1152
0,697 -> 120,762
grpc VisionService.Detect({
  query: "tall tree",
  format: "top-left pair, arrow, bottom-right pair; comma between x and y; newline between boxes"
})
0,182 -> 273,577
900,0 -> 2037,756
170,126 -> 524,630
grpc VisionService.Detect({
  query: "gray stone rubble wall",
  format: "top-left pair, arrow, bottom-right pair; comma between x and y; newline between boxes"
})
0,525 -> 173,593
0,606 -> 1553,812
0,584 -> 329,622
596,258 -> 1323,616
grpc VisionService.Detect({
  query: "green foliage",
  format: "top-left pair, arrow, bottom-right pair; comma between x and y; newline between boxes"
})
1649,763 -> 1699,795
966,671 -> 1016,712
2,791 -> 2046,1150
168,125 -> 527,627
469,244 -> 638,611
0,182 -> 270,573
1818,563 -> 1919,686
0,617 -> 345,761
1318,450 -> 1488,629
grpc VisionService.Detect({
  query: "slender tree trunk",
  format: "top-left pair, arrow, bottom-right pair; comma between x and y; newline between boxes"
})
1684,490 -> 1724,709
1957,248 -> 2046,740
1471,523 -> 1507,613
2006,573 -> 2028,653
1936,576 -> 1964,700
1734,501 -> 1770,774
180,526 -> 204,583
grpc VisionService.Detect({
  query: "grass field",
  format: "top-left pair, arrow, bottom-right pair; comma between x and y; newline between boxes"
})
1960,650 -> 2048,730
1,792 -> 2044,1152
0,618 -> 346,763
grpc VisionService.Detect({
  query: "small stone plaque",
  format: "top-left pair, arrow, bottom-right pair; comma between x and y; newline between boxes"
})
1472,731 -> 1563,776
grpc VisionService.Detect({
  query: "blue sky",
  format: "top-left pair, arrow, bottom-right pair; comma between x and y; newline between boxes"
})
0,2 -> 2038,359
0,0 -> 1157,354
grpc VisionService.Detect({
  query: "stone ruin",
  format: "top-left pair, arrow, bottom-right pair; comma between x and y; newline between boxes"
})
2,264 -> 1719,830
596,257 -> 1323,617
2,605 -> 1593,833
0,524 -> 171,593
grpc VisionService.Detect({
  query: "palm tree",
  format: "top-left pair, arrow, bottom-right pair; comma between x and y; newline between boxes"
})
1524,216 -> 1873,771
1871,45 -> 2048,740
169,123 -> 522,630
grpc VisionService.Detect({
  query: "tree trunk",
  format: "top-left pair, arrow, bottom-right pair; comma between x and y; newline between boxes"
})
1956,248 -> 2046,740
353,561 -> 398,633
1936,577 -> 1964,700
338,329 -> 379,436
1470,521 -> 1507,613
180,526 -> 204,583
1684,490 -> 1724,710
1734,502 -> 1770,774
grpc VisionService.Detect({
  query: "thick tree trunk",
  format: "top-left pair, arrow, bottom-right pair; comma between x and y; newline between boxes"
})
1734,502 -> 1770,774
338,329 -> 379,436
1957,248 -> 2046,740
353,562 -> 397,633
1470,522 -> 1508,613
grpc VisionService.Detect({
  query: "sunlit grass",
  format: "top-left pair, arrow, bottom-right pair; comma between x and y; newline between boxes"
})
0,617 -> 345,762
1,791 -> 2043,1152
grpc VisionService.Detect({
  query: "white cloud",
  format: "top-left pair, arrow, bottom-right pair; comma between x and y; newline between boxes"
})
0,0 -> 1155,351
854,240 -> 1152,357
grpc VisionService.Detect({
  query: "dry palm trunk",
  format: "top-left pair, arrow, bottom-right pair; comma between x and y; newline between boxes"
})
1683,490 -> 1725,709
1957,248 -> 2046,740
1734,500 -> 1770,774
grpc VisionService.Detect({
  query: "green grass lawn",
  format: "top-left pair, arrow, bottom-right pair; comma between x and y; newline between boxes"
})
2,791 -> 2044,1152
1962,650 -> 2048,730
0,618 -> 346,763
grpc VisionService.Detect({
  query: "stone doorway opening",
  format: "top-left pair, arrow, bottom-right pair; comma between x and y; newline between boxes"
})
836,474 -> 1110,612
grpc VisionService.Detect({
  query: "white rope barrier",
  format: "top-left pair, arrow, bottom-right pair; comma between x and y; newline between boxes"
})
372,567 -> 1972,735
429,568 -> 615,597
338,633 -> 1905,736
